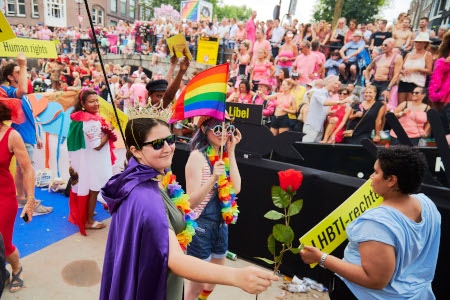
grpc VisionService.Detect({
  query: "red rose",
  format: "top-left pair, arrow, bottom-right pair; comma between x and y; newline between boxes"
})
278,169 -> 303,192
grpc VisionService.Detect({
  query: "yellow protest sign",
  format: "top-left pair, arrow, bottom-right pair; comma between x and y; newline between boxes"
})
99,97 -> 128,135
196,36 -> 219,65
167,33 -> 193,61
299,179 -> 384,267
0,10 -> 16,43
0,37 -> 58,58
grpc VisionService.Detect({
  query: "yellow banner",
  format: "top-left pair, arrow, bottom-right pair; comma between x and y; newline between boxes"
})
0,37 -> 58,58
0,11 -> 16,43
99,97 -> 128,135
299,179 -> 384,267
196,37 -> 219,65
167,33 -> 193,61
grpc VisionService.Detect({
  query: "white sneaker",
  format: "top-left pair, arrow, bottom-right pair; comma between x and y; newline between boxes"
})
32,200 -> 53,216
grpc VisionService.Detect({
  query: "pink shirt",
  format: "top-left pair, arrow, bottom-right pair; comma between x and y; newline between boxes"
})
293,52 -> 323,84
130,83 -> 148,105
245,18 -> 256,44
40,29 -> 52,40
252,40 -> 271,65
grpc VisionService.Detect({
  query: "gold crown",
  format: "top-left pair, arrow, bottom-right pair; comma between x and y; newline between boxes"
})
127,100 -> 173,123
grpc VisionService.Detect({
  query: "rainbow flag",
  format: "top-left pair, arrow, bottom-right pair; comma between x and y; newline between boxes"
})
169,63 -> 229,124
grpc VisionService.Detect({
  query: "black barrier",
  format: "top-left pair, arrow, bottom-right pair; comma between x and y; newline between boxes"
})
226,102 -> 263,125
172,142 -> 450,299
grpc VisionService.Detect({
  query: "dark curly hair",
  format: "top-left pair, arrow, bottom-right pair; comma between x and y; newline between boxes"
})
377,146 -> 427,194
1,62 -> 18,84
72,89 -> 98,113
0,103 -> 12,123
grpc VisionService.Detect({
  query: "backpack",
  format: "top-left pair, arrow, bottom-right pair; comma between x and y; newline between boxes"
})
357,48 -> 371,69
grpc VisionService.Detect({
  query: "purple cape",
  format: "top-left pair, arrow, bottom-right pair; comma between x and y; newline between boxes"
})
99,158 -> 169,300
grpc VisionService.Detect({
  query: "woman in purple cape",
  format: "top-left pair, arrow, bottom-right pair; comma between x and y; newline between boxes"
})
99,117 -> 278,300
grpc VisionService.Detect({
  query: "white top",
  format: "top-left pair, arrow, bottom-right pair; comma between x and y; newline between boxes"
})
401,52 -> 427,87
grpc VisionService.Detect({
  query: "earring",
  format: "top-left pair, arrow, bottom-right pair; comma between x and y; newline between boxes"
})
82,107 -> 85,111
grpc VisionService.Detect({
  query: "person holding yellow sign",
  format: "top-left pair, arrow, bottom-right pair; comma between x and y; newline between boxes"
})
300,146 -> 441,299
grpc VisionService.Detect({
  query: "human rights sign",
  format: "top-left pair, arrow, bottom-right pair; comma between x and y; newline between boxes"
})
0,37 -> 58,58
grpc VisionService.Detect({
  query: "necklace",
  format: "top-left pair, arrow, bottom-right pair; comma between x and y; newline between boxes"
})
206,146 -> 239,224
159,171 -> 197,251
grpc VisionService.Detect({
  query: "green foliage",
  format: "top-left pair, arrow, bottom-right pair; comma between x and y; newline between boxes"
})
264,210 -> 284,220
215,4 -> 252,21
271,186 -> 290,208
268,234 -> 276,255
273,224 -> 294,245
254,257 -> 275,264
312,0 -> 388,24
288,200 -> 303,216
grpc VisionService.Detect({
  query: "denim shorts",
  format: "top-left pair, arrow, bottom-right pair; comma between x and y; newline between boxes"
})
187,218 -> 228,261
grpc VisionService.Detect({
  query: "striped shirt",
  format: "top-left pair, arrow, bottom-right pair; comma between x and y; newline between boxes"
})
193,156 -> 215,219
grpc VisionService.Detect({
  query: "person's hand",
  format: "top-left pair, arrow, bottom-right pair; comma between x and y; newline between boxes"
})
445,56 -> 450,63
226,128 -> 242,152
20,199 -> 35,223
382,90 -> 390,101
169,49 -> 178,65
17,52 -> 27,67
179,50 -> 190,73
329,133 -> 336,144
373,134 -> 381,143
36,137 -> 43,149
234,266 -> 279,294
299,245 -> 323,265
212,160 -> 226,180
308,73 -> 315,79
402,68 -> 412,76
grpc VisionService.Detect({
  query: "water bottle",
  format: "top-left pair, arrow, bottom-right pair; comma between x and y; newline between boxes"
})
310,282 -> 328,292
360,76 -> 365,87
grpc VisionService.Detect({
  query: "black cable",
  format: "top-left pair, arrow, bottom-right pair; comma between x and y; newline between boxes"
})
83,0 -> 126,146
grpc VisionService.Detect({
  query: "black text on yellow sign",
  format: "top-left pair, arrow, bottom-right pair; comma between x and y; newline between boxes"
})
299,180 -> 384,267
0,38 -> 58,58
0,10 -> 16,43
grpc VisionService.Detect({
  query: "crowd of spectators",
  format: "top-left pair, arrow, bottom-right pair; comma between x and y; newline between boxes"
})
7,11 -> 450,145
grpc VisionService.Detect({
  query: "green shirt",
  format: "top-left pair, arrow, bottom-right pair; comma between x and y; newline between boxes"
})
160,189 -> 185,300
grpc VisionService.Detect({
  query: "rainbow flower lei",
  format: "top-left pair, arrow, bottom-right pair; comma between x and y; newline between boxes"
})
206,146 -> 239,224
160,171 -> 197,250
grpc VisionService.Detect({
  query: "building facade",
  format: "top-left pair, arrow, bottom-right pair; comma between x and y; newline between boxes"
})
2,0 -> 141,29
408,0 -> 450,32
428,0 -> 450,30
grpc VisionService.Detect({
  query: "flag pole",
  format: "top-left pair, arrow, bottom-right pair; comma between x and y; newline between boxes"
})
82,0 -> 125,145
220,121 -> 226,160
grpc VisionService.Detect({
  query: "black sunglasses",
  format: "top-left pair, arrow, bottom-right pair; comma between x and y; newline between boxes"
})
412,91 -> 422,95
338,92 -> 348,95
141,134 -> 176,150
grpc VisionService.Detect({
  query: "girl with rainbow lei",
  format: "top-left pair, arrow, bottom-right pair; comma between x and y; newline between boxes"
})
184,114 -> 243,300
100,117 -> 276,300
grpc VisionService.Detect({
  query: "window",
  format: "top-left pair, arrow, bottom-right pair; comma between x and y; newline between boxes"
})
129,0 -> 135,18
32,0 -> 39,18
6,0 -> 15,16
110,20 -> 117,26
111,0 -> 117,13
6,0 -> 26,16
47,0 -> 64,18
17,0 -> 26,16
93,8 -> 104,26
120,0 -> 126,16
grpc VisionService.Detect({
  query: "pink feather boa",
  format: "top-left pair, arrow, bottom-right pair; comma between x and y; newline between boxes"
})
428,58 -> 450,103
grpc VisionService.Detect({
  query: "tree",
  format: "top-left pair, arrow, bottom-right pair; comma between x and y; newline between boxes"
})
312,0 -> 389,27
215,4 -> 252,21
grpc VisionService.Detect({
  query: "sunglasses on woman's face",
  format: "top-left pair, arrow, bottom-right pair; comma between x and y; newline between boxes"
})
141,134 -> 176,150
338,92 -> 348,95
208,124 -> 236,137
412,91 -> 422,95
